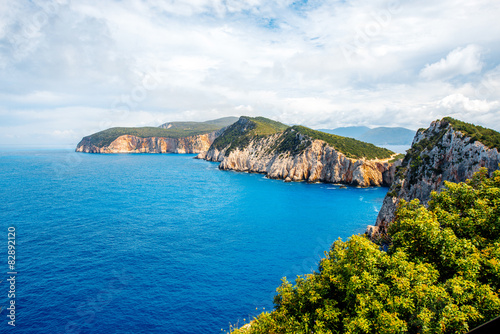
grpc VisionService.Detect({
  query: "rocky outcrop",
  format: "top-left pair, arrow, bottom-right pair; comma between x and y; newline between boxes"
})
76,129 -> 223,154
198,129 -> 398,187
370,118 -> 500,236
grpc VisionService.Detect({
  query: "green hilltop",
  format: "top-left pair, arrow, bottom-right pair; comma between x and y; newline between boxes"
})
279,126 -> 394,160
80,117 -> 238,148
213,116 -> 394,160
443,117 -> 500,151
81,115 -> 396,160
211,116 -> 290,154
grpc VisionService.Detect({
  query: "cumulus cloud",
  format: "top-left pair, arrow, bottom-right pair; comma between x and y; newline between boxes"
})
420,45 -> 483,80
1,0 -> 500,147
439,93 -> 497,113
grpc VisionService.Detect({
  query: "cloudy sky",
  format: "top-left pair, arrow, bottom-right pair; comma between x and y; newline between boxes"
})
1,0 -> 500,147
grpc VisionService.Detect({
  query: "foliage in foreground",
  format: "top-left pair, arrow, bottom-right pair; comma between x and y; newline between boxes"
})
235,168 -> 500,333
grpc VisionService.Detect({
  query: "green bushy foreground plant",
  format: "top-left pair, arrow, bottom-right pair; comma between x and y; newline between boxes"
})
234,168 -> 500,333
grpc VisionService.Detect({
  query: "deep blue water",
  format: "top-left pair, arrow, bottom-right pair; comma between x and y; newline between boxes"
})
0,150 -> 387,333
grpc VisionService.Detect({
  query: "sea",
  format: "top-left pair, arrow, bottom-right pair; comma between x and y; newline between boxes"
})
0,150 -> 388,333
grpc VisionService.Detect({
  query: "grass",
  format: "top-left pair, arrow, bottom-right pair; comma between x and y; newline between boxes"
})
289,126 -> 394,159
211,116 -> 289,155
82,126 -> 223,147
400,117 -> 500,185
389,153 -> 406,163
443,117 -> 500,151
213,117 -> 395,160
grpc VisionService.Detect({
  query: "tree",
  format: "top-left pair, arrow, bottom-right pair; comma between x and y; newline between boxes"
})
234,168 -> 500,334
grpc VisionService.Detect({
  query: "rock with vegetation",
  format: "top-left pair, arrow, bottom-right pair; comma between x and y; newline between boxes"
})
372,117 -> 500,235
233,169 -> 500,334
75,117 -> 237,153
199,116 -> 399,187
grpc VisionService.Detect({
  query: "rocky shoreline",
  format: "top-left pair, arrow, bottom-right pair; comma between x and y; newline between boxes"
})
76,129 -> 223,154
198,132 -> 400,187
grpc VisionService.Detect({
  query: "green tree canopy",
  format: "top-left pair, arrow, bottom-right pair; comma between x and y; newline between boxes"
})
234,168 -> 500,334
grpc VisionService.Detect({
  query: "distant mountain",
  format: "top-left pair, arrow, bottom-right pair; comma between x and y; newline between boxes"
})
159,116 -> 238,130
359,127 -> 415,145
318,126 -> 415,145
318,126 -> 370,139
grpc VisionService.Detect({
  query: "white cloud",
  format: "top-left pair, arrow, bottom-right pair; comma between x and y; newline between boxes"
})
1,0 -> 500,147
438,93 -> 497,113
420,44 -> 483,80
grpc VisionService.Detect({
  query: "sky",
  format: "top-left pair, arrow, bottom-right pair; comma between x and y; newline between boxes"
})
1,0 -> 500,147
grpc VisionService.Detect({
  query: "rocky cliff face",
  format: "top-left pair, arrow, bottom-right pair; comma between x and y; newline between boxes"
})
371,118 -> 500,235
76,129 -> 222,154
198,129 -> 398,187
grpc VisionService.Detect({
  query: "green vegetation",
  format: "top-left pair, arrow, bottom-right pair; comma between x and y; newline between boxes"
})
389,153 -> 405,163
213,119 -> 394,160
81,118 -> 239,148
82,126 -> 224,147
271,127 -> 312,156
402,124 -> 448,185
159,116 -> 238,130
443,117 -> 500,151
291,126 -> 394,159
234,168 -> 500,334
211,116 -> 289,155
401,117 -> 500,185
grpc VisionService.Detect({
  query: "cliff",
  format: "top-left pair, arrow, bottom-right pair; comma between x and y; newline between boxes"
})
198,117 -> 399,187
76,129 -> 222,154
370,117 -> 500,235
75,117 -> 236,154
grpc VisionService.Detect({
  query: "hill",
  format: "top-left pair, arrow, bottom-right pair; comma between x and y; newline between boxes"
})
77,117 -> 238,149
210,116 -> 290,154
200,116 -> 398,186
228,117 -> 500,333
319,126 -> 415,145
359,127 -> 415,145
159,116 -> 238,130
375,117 -> 500,230
211,117 -> 393,160
319,126 -> 370,139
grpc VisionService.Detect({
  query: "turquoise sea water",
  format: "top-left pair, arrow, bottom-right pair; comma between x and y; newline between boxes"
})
0,150 -> 387,333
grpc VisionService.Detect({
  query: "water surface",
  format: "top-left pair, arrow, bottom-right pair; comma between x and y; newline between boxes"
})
0,150 -> 387,333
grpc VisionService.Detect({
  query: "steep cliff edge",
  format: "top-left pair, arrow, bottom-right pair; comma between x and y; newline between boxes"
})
76,130 -> 222,154
198,116 -> 399,187
371,117 -> 500,235
75,117 -> 236,154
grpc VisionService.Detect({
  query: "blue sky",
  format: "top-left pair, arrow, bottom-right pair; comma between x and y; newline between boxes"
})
1,0 -> 500,147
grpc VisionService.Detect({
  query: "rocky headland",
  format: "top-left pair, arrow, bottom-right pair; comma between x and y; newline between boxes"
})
76,129 -> 222,154
75,117 -> 236,154
368,117 -> 500,236
198,116 -> 400,187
